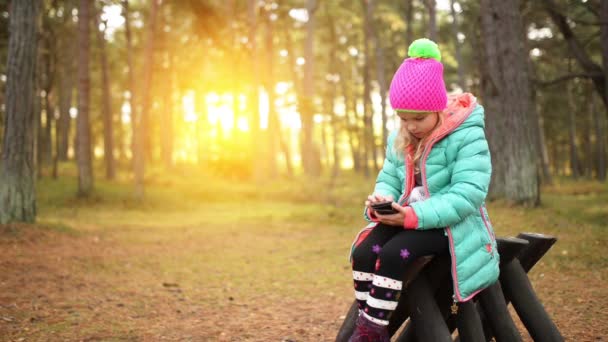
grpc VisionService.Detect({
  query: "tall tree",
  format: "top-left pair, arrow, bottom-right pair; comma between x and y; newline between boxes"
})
0,0 -> 40,223
263,10 -> 279,178
480,0 -> 539,205
423,0 -> 437,41
123,0 -> 143,198
139,0 -> 160,184
592,90 -> 606,181
76,0 -> 93,196
367,0 -> 389,156
566,78 -> 581,178
404,0 -> 414,45
601,0 -> 608,120
361,0 -> 375,177
56,2 -> 75,163
450,0 -> 466,90
248,0 -> 263,180
38,9 -> 55,171
94,5 -> 116,180
301,0 -> 320,177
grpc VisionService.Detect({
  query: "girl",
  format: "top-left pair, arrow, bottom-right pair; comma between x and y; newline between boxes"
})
348,38 -> 499,342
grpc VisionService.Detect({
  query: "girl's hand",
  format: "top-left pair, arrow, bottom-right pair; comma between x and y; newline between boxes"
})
365,194 -> 394,211
375,202 -> 408,227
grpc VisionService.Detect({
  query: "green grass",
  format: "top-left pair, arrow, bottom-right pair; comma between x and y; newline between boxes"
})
34,167 -> 608,299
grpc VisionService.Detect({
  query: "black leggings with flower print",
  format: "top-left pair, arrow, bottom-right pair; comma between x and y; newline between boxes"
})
350,223 -> 449,325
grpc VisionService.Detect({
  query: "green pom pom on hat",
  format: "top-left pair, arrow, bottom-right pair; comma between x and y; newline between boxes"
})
407,38 -> 441,61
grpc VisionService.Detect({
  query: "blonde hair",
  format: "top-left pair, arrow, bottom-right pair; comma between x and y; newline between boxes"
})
394,112 -> 444,173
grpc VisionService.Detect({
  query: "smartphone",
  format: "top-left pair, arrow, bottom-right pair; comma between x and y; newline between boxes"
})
371,201 -> 398,215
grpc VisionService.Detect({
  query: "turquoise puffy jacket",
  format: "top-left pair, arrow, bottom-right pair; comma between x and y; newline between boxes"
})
353,93 -> 500,302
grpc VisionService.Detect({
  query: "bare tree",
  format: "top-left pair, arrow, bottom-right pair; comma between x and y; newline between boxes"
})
0,0 -> 40,223
301,0 -> 320,177
94,5 -> 115,180
423,0 -> 437,41
592,91 -> 606,181
56,3 -> 75,163
480,0 -> 539,205
76,0 -> 93,196
123,0 -> 142,198
450,0 -> 466,90
361,0 -> 379,176
567,79 -> 581,178
248,0 -> 263,180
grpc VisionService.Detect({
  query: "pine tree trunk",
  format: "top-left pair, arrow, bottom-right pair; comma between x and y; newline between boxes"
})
124,0 -> 142,199
77,0 -> 93,196
248,0 -> 263,181
480,0 -> 539,205
600,0 -> 608,116
326,9 -> 341,180
160,53 -> 174,170
39,17 -> 54,171
0,0 -> 40,224
138,0 -> 159,195
567,81 -> 581,178
264,13 -> 278,178
583,96 -> 593,178
56,11 -> 75,163
424,0 -> 437,42
367,0 -> 389,159
301,0 -> 319,177
592,92 -> 607,181
536,101 -> 553,184
362,0 -> 374,178
94,8 -> 115,180
450,0 -> 466,90
404,0 -> 414,44
343,66 -> 361,173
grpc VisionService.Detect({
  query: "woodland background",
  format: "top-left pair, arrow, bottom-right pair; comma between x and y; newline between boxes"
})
0,0 -> 607,341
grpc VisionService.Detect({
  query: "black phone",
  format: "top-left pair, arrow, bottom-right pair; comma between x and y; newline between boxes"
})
371,201 -> 398,215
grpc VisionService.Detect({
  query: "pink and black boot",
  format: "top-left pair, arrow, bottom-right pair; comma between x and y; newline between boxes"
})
348,313 -> 390,342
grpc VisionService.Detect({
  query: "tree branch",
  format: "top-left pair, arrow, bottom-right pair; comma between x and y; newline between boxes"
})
534,72 -> 603,87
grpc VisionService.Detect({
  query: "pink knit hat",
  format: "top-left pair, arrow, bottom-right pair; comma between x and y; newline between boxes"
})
389,38 -> 447,112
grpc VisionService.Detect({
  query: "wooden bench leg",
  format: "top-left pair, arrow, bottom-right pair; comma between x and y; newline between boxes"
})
334,300 -> 359,342
500,259 -> 564,342
406,273 -> 452,342
455,300 -> 486,342
478,281 -> 522,342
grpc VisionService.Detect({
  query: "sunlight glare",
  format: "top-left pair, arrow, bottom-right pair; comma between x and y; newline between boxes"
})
121,102 -> 131,123
183,91 -> 198,122
237,117 -> 249,132
275,82 -> 290,95
206,92 -> 235,131
259,88 -> 269,130
101,4 -> 125,40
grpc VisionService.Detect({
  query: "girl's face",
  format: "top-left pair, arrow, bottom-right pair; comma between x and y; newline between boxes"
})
398,111 -> 439,139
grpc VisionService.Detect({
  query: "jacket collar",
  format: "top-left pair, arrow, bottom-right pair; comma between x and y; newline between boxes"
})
428,92 -> 478,142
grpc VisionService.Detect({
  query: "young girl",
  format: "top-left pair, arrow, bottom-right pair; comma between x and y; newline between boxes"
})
348,38 -> 500,342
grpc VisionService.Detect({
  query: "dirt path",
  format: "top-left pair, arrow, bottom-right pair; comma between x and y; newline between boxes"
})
0,224 -> 351,341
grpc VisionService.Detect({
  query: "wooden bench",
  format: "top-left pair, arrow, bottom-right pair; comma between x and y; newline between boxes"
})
335,233 -> 564,342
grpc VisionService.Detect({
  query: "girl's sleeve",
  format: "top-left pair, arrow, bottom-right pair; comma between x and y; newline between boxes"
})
408,126 -> 491,229
363,132 -> 403,222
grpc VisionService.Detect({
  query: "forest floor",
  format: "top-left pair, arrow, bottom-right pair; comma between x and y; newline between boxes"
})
1,166 -> 607,341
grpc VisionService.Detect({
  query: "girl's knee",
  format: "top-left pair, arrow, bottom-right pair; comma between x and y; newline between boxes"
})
352,244 -> 376,266
378,245 -> 411,268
